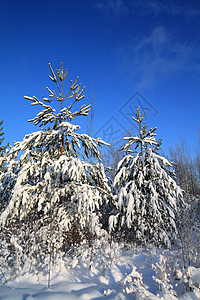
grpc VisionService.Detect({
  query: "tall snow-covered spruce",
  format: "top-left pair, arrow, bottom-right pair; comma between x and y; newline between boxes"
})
0,63 -> 111,274
0,120 -> 9,215
109,107 -> 183,247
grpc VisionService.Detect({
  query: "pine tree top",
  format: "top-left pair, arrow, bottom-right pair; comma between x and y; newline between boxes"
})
24,63 -> 90,127
23,63 -> 109,159
0,120 -> 6,154
121,107 -> 162,154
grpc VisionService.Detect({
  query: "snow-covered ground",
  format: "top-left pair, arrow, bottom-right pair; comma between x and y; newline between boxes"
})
0,247 -> 199,300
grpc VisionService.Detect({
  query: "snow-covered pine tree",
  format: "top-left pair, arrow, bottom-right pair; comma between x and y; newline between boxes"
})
0,120 -> 7,172
0,120 -> 8,214
0,120 -> 5,153
109,107 -> 183,248
0,63 -> 111,276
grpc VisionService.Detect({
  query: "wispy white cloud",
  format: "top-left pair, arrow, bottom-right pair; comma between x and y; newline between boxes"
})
134,0 -> 200,17
116,27 -> 200,89
94,0 -> 200,18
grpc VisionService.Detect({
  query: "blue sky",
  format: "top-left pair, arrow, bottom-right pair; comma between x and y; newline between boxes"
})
1,0 -> 200,155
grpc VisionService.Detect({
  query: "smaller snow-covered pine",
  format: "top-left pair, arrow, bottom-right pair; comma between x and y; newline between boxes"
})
110,107 -> 183,247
